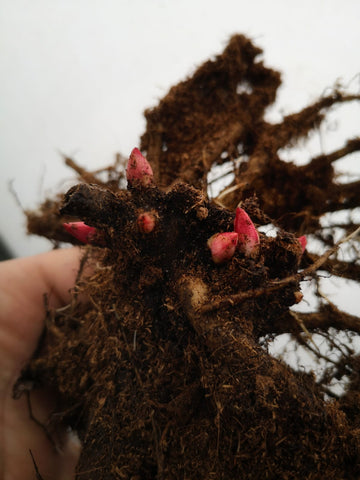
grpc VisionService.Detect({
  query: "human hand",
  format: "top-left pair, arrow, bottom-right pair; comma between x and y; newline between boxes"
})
0,248 -> 83,479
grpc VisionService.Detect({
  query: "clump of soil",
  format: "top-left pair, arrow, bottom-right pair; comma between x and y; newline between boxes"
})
16,35 -> 360,479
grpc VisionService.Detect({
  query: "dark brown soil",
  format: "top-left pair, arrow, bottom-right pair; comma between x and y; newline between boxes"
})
16,35 -> 360,479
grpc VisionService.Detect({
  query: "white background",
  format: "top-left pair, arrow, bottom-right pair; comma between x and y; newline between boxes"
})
1,0 -> 359,257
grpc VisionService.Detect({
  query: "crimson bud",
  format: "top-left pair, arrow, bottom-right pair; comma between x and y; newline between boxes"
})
137,212 -> 156,233
298,235 -> 307,253
126,148 -> 153,186
207,232 -> 238,264
234,207 -> 260,256
63,221 -> 97,244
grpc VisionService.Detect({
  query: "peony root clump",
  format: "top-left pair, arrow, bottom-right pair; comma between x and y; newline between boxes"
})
16,35 -> 360,479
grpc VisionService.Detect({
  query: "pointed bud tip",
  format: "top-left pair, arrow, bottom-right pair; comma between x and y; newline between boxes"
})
207,232 -> 238,264
298,235 -> 307,253
234,207 -> 259,256
126,148 -> 154,186
63,221 -> 97,244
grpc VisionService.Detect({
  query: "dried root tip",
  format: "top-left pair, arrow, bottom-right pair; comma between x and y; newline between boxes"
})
137,212 -> 157,234
63,221 -> 98,244
298,235 -> 307,253
60,183 -> 119,225
196,206 -> 208,221
293,291 -> 304,304
234,207 -> 260,256
126,148 -> 154,187
207,232 -> 238,264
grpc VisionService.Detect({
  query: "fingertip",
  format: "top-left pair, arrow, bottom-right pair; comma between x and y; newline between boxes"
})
34,247 -> 83,308
0,247 -> 84,372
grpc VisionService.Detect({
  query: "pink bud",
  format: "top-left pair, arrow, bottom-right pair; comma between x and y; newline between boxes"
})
207,232 -> 238,264
137,212 -> 156,233
297,235 -> 307,253
63,221 -> 97,244
126,148 -> 153,186
234,207 -> 260,256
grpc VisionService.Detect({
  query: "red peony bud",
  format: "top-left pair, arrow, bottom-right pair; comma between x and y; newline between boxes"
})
298,235 -> 307,253
126,148 -> 153,186
234,208 -> 260,256
63,221 -> 98,244
137,212 -> 156,234
207,232 -> 238,264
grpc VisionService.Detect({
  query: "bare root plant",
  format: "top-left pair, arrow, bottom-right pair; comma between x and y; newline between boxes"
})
17,35 -> 360,479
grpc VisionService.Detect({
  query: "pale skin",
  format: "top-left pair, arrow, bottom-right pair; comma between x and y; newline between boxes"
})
0,248 -> 83,480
